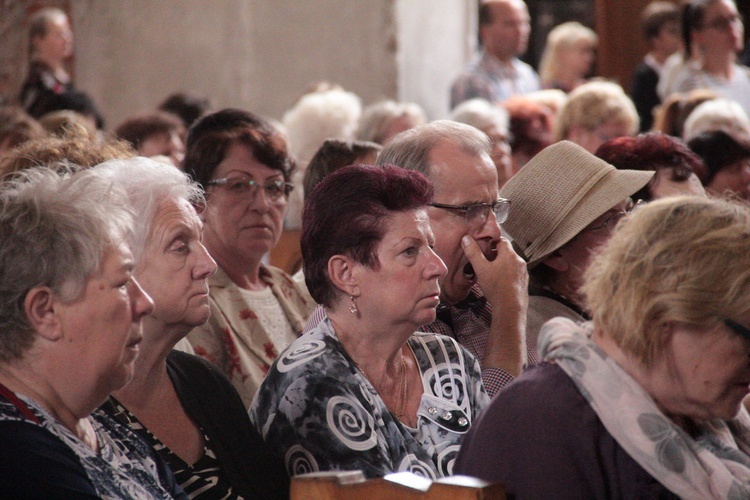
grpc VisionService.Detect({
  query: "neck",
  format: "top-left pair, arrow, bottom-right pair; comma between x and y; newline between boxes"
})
592,329 -> 690,429
205,243 -> 264,290
34,54 -> 66,74
649,49 -> 671,66
550,71 -> 582,92
328,307 -> 409,375
487,49 -> 514,66
545,274 -> 585,312
111,323 -> 177,408
0,360 -> 92,436
701,52 -> 735,78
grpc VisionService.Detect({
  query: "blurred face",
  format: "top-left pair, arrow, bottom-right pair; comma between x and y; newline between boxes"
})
551,198 -> 632,293
202,141 -> 288,266
34,16 -> 73,62
55,242 -> 153,396
355,209 -> 447,329
649,319 -> 750,421
707,158 -> 750,200
138,130 -> 185,167
427,141 -> 502,305
481,0 -> 531,62
563,40 -> 596,78
650,168 -> 706,199
136,199 -> 217,331
695,0 -> 743,55
653,21 -> 683,57
570,120 -> 634,154
483,123 -> 514,186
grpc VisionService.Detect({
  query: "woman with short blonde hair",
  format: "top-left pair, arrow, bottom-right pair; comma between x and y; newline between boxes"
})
538,21 -> 598,93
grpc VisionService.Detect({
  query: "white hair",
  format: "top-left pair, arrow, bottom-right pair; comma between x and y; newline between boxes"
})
282,89 -> 362,165
683,98 -> 750,142
450,98 -> 509,134
91,156 -> 204,264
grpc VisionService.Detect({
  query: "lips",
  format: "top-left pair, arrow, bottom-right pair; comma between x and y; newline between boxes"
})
126,334 -> 142,349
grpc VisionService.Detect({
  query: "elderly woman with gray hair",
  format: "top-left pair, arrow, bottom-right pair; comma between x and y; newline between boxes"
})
94,157 -> 289,499
0,166 -> 185,497
458,195 -> 750,497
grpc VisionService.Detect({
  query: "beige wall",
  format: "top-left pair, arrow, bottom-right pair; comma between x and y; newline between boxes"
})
65,1 -> 473,129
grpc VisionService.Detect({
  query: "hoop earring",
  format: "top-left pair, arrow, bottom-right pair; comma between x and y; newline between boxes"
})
349,296 -> 358,314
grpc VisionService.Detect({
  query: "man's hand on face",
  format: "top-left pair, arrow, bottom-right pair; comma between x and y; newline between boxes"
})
461,235 -> 528,311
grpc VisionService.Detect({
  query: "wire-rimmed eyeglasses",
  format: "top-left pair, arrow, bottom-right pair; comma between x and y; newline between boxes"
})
429,199 -> 510,226
207,176 -> 293,202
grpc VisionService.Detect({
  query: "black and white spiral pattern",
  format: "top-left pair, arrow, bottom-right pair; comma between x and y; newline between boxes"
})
326,395 -> 377,451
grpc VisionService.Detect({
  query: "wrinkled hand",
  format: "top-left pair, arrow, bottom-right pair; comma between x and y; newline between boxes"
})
461,235 -> 528,311
461,235 -> 529,375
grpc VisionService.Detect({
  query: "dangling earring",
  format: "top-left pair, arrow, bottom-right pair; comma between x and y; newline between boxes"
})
349,296 -> 358,314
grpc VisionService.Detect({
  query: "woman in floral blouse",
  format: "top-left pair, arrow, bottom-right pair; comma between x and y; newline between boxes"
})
250,164 -> 488,479
183,109 -> 314,408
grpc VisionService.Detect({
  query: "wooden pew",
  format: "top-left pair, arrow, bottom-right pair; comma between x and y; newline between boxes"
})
290,470 -> 505,499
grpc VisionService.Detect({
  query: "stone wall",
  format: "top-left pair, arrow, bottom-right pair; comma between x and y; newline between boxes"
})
60,0 -> 472,129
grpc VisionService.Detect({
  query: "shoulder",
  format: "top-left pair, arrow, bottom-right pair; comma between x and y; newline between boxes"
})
254,326 -> 350,404
459,362 -> 593,454
455,363 -> 594,482
0,420 -> 99,497
528,296 -> 584,326
261,264 -> 298,288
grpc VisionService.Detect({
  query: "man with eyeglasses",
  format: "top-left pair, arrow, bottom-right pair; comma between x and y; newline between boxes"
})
378,120 -> 530,397
499,141 -> 653,351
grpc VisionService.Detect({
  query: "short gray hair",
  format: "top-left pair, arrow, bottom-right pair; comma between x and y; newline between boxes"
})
0,166 -> 135,362
450,98 -> 510,134
376,120 -> 491,178
357,100 -> 427,145
92,157 -> 204,264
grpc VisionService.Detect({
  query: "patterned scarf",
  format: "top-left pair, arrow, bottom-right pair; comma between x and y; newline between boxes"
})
539,318 -> 750,499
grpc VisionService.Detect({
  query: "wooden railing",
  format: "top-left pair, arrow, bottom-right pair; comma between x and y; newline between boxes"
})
290,470 -> 505,499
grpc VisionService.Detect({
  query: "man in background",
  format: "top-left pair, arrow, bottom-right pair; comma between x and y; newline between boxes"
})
451,0 -> 540,109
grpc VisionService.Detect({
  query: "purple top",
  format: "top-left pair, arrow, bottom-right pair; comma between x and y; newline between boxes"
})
455,362 -> 677,498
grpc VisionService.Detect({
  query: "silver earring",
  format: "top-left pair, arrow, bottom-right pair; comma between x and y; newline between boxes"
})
349,296 -> 358,314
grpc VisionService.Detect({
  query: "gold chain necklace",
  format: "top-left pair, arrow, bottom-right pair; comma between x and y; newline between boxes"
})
356,353 -> 408,420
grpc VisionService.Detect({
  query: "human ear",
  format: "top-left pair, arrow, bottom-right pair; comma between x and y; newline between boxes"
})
327,255 -> 360,297
24,287 -> 63,342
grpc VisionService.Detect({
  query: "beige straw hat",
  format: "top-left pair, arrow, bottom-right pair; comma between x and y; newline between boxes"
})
499,140 -> 653,267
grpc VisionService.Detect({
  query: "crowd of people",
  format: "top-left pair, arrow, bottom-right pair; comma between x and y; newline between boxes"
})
2,1 -> 750,498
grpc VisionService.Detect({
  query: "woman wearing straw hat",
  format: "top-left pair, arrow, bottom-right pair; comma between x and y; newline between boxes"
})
498,140 -> 654,349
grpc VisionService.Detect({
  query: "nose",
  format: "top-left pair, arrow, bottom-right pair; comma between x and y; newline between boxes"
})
193,241 -> 218,279
472,209 -> 503,242
129,277 -> 155,320
425,247 -> 448,279
249,185 -> 271,212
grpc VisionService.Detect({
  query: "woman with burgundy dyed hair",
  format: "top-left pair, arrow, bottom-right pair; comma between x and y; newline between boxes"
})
595,132 -> 707,202
250,164 -> 488,479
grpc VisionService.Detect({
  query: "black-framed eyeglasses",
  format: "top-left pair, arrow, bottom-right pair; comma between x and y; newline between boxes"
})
429,199 -> 510,226
725,318 -> 750,340
207,176 -> 293,202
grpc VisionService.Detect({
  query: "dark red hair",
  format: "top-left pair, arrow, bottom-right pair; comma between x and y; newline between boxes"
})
595,132 -> 708,201
301,163 -> 433,307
